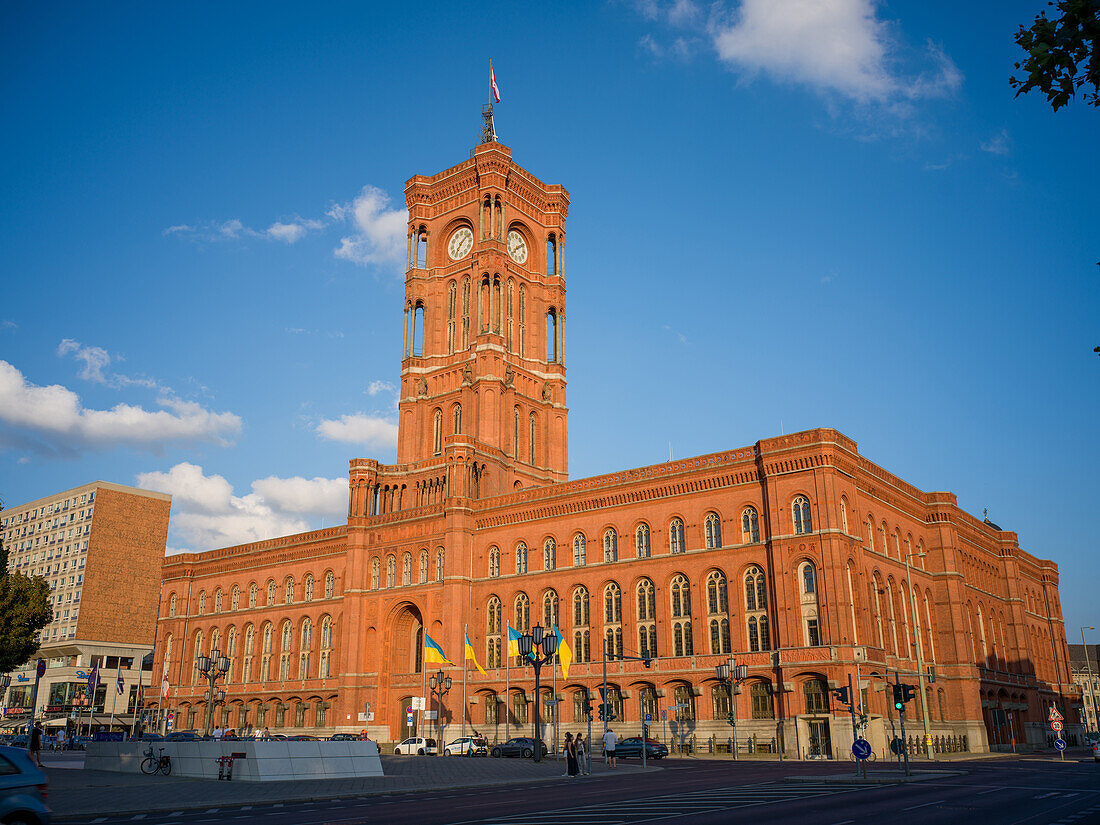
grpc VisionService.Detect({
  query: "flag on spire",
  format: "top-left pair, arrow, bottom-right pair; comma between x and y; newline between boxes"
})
464,630 -> 487,675
490,62 -> 500,103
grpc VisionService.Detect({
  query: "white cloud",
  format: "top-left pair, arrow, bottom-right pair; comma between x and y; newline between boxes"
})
668,0 -> 700,26
315,413 -> 399,449
57,339 -> 111,383
2,320 -> 18,332
980,128 -> 1011,156
367,380 -> 395,396
0,360 -> 241,456
166,216 -> 324,245
332,185 -> 408,267
136,463 -> 347,552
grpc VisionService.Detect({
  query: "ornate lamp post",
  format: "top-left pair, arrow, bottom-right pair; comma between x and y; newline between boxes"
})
428,671 -> 452,754
716,656 -> 749,760
517,624 -> 558,762
197,648 -> 230,737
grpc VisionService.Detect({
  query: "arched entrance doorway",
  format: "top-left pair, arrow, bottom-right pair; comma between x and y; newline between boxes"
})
388,603 -> 425,740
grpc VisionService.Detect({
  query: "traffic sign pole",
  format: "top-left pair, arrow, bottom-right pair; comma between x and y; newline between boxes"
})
896,671 -> 911,776
848,674 -> 862,777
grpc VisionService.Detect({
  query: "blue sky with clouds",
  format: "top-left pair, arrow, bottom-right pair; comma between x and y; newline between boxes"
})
1,1 -> 1097,632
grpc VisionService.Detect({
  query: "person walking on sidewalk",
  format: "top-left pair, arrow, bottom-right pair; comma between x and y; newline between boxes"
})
564,733 -> 579,777
576,733 -> 589,775
28,722 -> 44,767
56,728 -> 67,752
602,727 -> 617,770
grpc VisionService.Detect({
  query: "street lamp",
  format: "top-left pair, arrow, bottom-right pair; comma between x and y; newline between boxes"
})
197,648 -> 230,737
427,671 -> 452,754
716,657 -> 749,760
517,624 -> 558,762
904,550 -> 934,759
1082,627 -> 1098,737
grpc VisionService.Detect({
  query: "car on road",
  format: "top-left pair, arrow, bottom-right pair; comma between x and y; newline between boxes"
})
165,730 -> 202,741
1093,740 -> 1100,762
139,733 -> 165,741
0,744 -> 50,825
490,737 -> 547,759
393,737 -> 438,755
329,733 -> 361,741
286,735 -> 320,741
614,737 -> 669,760
444,736 -> 488,756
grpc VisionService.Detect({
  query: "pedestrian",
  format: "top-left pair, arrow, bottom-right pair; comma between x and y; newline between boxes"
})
602,727 -> 617,769
56,728 -> 67,752
576,733 -> 589,775
29,722 -> 44,767
262,726 -> 270,740
564,732 -> 579,777
212,725 -> 223,740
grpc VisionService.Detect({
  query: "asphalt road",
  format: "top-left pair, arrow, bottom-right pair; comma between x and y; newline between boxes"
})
62,755 -> 1100,825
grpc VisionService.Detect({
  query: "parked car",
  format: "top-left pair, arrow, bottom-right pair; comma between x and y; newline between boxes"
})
0,744 -> 50,825
329,733 -> 360,741
1092,740 -> 1099,763
614,737 -> 669,760
165,730 -> 202,741
490,737 -> 547,759
139,733 -> 165,741
444,736 -> 488,756
8,737 -> 27,749
286,735 -> 319,741
393,737 -> 438,755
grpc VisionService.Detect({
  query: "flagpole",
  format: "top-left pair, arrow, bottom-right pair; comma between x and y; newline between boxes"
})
505,621 -> 510,743
462,624 -> 468,741
109,664 -> 119,731
420,632 -> 427,744
488,58 -> 492,106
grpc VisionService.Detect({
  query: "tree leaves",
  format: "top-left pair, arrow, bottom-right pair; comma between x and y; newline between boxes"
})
1010,0 -> 1100,110
0,506 -> 53,673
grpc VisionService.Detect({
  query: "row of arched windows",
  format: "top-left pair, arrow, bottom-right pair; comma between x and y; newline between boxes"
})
171,572 -> 337,619
368,548 -> 445,589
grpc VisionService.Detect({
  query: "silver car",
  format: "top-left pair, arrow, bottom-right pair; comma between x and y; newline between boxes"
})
0,745 -> 50,824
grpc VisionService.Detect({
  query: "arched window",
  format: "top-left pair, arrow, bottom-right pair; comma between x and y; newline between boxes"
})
168,593 -> 177,617
572,533 -> 586,567
214,588 -> 223,613
637,578 -> 657,660
285,577 -> 295,604
840,496 -> 849,533
704,513 -> 722,549
279,621 -> 292,681
231,585 -> 240,611
528,412 -> 537,464
249,583 -> 258,609
324,571 -> 335,599
636,523 -> 651,558
304,574 -> 314,601
670,574 -> 693,656
518,284 -> 527,357
603,529 -> 618,562
386,555 -> 396,588
745,566 -> 770,652
224,627 -> 237,683
669,518 -> 685,554
266,580 -> 276,607
487,596 -> 502,668
453,403 -> 462,435
198,591 -> 206,615
803,679 -> 829,713
543,538 -> 556,570
192,630 -> 204,685
514,592 -> 530,633
673,684 -> 696,721
433,408 -> 443,455
488,546 -> 500,578
741,507 -> 760,543
319,615 -> 333,678
572,586 -> 590,663
793,496 -> 812,534
419,550 -> 429,583
542,589 -> 558,628
707,570 -> 731,655
750,681 -> 774,719
370,558 -> 380,590
462,275 -> 471,349
299,618 -> 312,678
604,583 -> 623,660
242,625 -> 255,683
515,541 -> 528,574
513,406 -> 520,457
712,683 -> 733,721
402,552 -> 412,586
435,547 -> 444,581
802,563 -> 816,594
866,516 -> 876,551
260,623 -> 273,682
447,280 -> 456,354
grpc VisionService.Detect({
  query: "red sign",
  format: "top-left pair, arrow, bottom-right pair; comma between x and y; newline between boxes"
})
1048,707 -> 1064,722
1051,720 -> 1063,732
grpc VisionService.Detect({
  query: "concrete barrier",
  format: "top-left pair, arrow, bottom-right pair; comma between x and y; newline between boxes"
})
86,740 -> 384,781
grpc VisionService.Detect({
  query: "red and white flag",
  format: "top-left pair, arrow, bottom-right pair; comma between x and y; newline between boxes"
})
490,64 -> 500,102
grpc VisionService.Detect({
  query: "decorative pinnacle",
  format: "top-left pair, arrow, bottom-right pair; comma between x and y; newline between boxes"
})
480,103 -> 497,145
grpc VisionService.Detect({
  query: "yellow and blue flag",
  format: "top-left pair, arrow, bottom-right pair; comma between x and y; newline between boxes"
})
465,630 -> 487,675
424,633 -> 455,667
553,623 -> 572,679
507,625 -> 524,660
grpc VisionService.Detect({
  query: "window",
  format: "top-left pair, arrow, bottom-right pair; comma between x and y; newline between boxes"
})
802,563 -> 816,594
572,533 -> 586,567
707,570 -> 731,655
636,523 -> 651,558
670,574 -> 693,656
741,507 -> 760,543
672,685 -> 696,721
231,585 -> 240,611
514,593 -> 530,634
512,692 -> 528,725
370,558 -> 380,590
325,571 -> 335,599
168,593 -> 177,617
198,591 -> 206,615
840,496 -> 849,533
807,618 -> 821,646
214,589 -> 223,613
386,555 -> 396,588
669,518 -> 685,554
515,542 -> 528,574
637,578 -> 657,660
745,566 -> 770,652
528,413 -> 537,465
640,686 -> 658,721
485,694 -> 499,726
603,529 -> 618,562
604,583 -> 623,660
279,621 -> 292,681
712,684 -> 733,720
453,403 -> 462,434
285,577 -> 295,604
488,546 -> 500,578
803,679 -> 829,713
433,408 -> 443,455
260,623 -> 272,682
304,574 -> 314,601
573,587 -> 590,663
402,552 -> 412,586
299,618 -> 312,678
419,550 -> 429,583
435,547 -> 444,581
704,513 -> 722,549
542,589 -> 558,628
543,538 -> 556,570
319,616 -> 333,678
266,580 -> 276,607
750,682 -> 774,719
793,496 -> 812,534
249,584 -> 257,609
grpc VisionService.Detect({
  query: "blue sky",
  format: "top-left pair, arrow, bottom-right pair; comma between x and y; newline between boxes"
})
1,1 -> 1097,634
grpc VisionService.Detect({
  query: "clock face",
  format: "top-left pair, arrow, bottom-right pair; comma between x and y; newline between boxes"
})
507,230 -> 528,264
448,227 -> 473,260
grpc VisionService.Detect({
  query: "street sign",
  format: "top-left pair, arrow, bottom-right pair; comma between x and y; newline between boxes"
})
1048,707 -> 1064,722
889,737 -> 904,755
36,660 -> 46,678
406,706 -> 412,714
1051,721 -> 1063,732
406,714 -> 413,725
424,710 -> 437,720
660,710 -> 667,721
645,713 -> 652,722
1053,739 -> 1066,751
412,697 -> 425,710
166,718 -> 174,729
852,738 -> 872,760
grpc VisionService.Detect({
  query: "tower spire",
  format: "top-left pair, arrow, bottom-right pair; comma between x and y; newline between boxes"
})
479,103 -> 497,145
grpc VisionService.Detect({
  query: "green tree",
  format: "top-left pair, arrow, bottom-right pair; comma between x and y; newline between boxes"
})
1010,0 -> 1100,110
0,503 -> 52,673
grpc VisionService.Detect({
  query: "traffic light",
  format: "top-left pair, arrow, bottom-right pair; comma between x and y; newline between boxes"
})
892,683 -> 905,711
597,705 -> 605,722
726,712 -> 736,727
583,693 -> 594,722
832,686 -> 850,705
901,684 -> 916,704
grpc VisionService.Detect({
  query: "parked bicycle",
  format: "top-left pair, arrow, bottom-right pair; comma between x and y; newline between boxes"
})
140,744 -> 172,776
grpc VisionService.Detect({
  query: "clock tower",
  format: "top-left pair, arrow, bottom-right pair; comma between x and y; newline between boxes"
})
351,135 -> 569,511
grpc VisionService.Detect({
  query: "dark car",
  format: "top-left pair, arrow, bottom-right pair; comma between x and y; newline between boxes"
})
139,733 -> 165,741
490,737 -> 548,759
0,744 -> 50,824
286,735 -> 319,741
165,730 -> 202,741
329,733 -> 360,741
615,737 -> 669,760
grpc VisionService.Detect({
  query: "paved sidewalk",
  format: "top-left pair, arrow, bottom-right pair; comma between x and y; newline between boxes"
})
47,755 -> 649,820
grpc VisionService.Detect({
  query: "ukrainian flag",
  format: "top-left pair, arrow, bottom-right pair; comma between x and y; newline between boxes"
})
465,630 -> 487,675
553,623 -> 572,679
507,625 -> 525,660
423,633 -> 455,667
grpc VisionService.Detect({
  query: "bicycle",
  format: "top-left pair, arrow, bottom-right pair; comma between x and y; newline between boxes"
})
140,744 -> 172,776
849,749 -> 877,762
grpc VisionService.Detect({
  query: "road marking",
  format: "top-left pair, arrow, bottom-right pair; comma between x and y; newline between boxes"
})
976,787 -> 1002,795
829,820 -> 855,824
91,819 -> 107,824
1035,792 -> 1060,799
902,800 -> 944,811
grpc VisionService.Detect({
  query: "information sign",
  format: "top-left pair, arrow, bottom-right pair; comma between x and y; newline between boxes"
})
1053,739 -> 1066,751
645,713 -> 652,722
412,697 -> 426,710
852,738 -> 872,760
